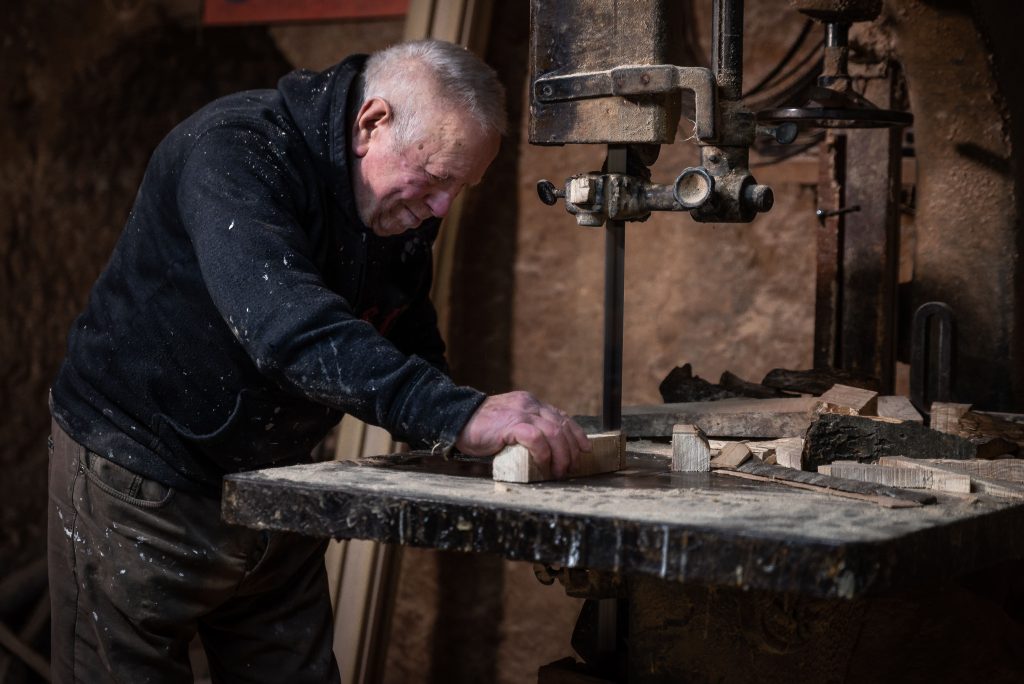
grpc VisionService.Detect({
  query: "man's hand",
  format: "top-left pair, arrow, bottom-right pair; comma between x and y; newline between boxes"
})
456,391 -> 591,478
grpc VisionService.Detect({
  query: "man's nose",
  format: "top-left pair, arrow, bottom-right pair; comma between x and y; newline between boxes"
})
425,189 -> 456,218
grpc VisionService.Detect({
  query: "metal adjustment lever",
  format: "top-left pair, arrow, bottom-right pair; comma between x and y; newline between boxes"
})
536,180 -> 564,206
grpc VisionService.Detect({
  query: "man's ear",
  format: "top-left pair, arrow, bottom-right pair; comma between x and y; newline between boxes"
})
352,97 -> 392,158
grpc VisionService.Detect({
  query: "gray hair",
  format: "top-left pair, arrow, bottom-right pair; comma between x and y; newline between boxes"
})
362,39 -> 507,146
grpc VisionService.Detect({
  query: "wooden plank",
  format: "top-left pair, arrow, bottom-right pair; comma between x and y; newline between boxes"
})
492,432 -> 624,483
804,413 -> 976,471
874,458 -> 1024,483
818,384 -> 879,416
672,424 -> 710,472
876,395 -> 923,424
575,397 -> 819,439
710,442 -> 752,469
819,461 -> 970,493
931,402 -> 973,434
733,461 -> 935,507
879,456 -> 1024,500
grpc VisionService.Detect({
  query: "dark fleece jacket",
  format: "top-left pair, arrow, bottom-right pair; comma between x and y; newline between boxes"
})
51,55 -> 486,496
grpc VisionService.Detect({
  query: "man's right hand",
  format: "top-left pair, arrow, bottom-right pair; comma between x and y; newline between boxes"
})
456,391 -> 590,478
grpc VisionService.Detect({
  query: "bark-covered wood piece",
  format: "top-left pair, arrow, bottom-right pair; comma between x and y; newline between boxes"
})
762,367 -> 879,395
672,424 -> 710,472
721,460 -> 936,507
803,413 -> 976,470
818,384 -> 878,416
959,411 -> 1024,456
658,363 -> 736,403
879,456 -> 1024,500
492,431 -> 624,483
876,395 -> 923,424
819,461 -> 971,493
575,397 -> 819,439
719,371 -> 798,399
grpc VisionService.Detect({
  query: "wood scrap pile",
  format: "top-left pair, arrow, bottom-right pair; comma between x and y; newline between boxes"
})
612,368 -> 1024,503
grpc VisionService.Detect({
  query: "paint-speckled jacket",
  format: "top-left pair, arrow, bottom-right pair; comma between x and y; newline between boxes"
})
51,55 -> 486,495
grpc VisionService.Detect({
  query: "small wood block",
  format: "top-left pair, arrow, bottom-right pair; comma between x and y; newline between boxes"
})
876,395 -> 923,424
820,461 -> 970,493
879,456 -> 1024,500
492,432 -> 624,483
672,424 -> 710,472
818,384 -> 879,416
711,442 -> 752,469
931,402 -> 972,434
746,437 -> 804,470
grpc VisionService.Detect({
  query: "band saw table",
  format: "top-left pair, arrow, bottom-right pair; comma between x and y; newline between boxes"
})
221,446 -> 1024,682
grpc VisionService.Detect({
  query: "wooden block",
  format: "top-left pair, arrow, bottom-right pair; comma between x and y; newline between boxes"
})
710,442 -> 752,469
575,397 -> 819,440
879,456 -> 1024,500
876,395 -> 923,424
818,384 -> 879,416
492,432 -> 624,483
820,461 -> 971,493
671,424 -> 710,472
746,437 -> 804,470
930,402 -> 972,434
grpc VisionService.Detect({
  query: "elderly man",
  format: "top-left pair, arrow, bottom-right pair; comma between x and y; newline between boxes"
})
48,39 -> 587,682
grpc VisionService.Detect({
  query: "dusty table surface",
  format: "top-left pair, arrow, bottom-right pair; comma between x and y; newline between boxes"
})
222,451 -> 1024,599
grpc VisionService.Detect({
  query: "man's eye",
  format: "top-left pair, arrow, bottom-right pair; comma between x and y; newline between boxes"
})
425,171 -> 448,184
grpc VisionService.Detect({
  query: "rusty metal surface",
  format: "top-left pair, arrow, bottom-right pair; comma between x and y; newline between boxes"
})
838,70 -> 902,393
222,451 -> 1024,600
528,0 -> 684,144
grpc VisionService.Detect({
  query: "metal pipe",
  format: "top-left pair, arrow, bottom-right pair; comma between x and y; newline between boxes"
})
712,0 -> 744,101
603,146 -> 627,432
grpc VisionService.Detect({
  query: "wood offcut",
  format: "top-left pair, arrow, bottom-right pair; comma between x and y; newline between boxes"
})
817,384 -> 878,416
818,461 -> 971,493
879,456 -> 1024,500
492,431 -> 624,483
718,460 -> 936,508
672,424 -> 710,472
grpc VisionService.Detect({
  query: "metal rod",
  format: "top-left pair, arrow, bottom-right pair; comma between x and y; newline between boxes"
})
603,145 -> 627,432
712,0 -> 744,101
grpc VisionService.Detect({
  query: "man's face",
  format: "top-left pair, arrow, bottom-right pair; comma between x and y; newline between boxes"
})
352,99 -> 500,237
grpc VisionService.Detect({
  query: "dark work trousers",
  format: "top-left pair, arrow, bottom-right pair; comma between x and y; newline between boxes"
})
47,420 -> 341,684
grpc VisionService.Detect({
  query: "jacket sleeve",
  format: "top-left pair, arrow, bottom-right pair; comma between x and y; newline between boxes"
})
176,122 -> 484,448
